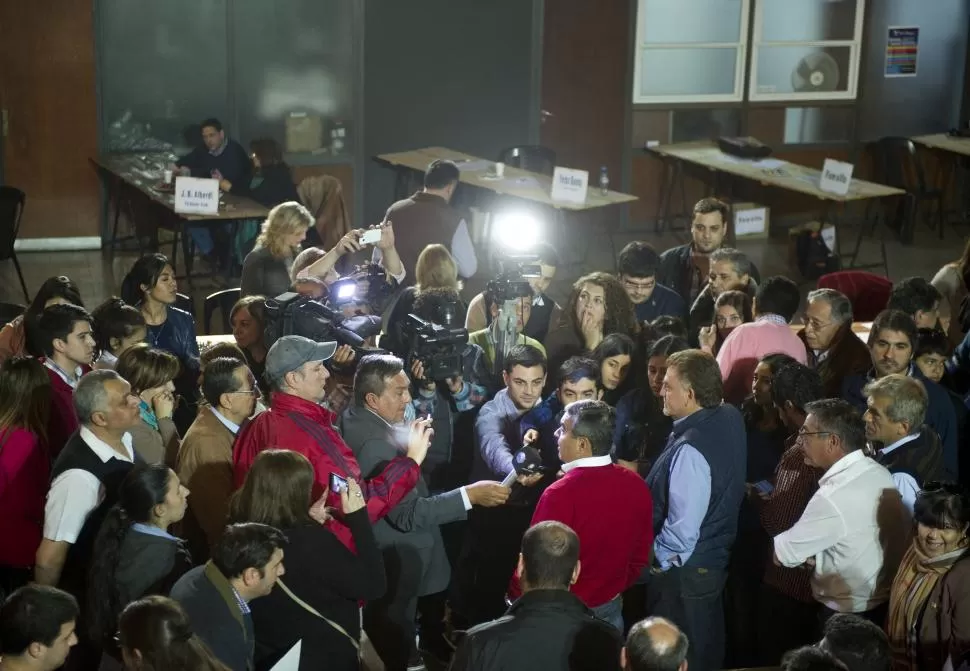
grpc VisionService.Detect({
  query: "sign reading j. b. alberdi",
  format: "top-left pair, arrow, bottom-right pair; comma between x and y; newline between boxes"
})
174,177 -> 220,215
550,167 -> 589,204
819,159 -> 854,197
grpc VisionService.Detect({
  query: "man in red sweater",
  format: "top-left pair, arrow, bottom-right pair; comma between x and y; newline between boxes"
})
36,304 -> 95,459
233,335 -> 430,551
509,399 -> 653,631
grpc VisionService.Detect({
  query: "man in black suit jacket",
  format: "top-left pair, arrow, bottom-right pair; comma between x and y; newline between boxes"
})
340,354 -> 510,670
170,523 -> 286,671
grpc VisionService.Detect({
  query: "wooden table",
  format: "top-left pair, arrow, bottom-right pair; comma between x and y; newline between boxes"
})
911,133 -> 970,157
92,153 -> 270,280
376,146 -> 638,211
911,133 -> 970,233
648,141 -> 905,272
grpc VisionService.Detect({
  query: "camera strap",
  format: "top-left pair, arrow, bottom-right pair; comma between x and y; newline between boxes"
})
277,579 -> 361,657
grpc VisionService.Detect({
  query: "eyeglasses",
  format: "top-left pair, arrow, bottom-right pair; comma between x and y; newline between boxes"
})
795,429 -> 833,441
230,388 -> 262,398
622,279 -> 655,292
800,316 -> 834,330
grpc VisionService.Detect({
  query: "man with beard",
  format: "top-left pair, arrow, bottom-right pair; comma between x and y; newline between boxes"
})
842,309 -> 958,477
658,198 -> 760,305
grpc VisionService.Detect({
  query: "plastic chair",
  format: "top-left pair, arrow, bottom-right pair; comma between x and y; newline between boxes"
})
817,271 -> 893,322
0,302 -> 25,325
0,187 -> 30,302
175,292 -> 195,318
869,137 -> 946,241
498,146 -> 557,176
204,287 -> 241,335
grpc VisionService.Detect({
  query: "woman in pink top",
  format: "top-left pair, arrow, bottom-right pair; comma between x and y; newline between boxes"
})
0,357 -> 53,594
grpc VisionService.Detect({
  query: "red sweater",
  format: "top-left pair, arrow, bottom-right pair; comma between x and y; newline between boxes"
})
0,427 -> 49,567
43,361 -> 90,460
233,392 -> 420,551
509,460 -> 654,608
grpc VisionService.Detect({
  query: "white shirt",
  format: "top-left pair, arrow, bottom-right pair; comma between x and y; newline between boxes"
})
879,433 -> 922,514
773,449 -> 910,613
43,427 -> 135,543
560,455 -> 613,473
211,407 -> 241,435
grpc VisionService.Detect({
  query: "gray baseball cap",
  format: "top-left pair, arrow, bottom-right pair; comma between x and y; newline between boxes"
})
265,335 -> 338,383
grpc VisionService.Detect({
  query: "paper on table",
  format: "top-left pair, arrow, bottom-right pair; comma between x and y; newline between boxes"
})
270,640 -> 302,671
454,160 -> 491,172
751,158 -> 786,169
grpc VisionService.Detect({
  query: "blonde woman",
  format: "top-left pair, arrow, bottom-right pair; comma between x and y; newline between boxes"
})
240,201 -> 314,299
382,243 -> 465,355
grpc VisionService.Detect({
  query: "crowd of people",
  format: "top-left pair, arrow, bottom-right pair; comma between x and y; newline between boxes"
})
4,152 -> 970,671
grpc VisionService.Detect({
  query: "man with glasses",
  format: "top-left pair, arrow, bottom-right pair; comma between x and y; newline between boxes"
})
773,399 -> 909,630
617,241 -> 686,325
658,198 -> 760,305
798,288 -> 871,397
177,357 -> 260,560
842,309 -> 959,478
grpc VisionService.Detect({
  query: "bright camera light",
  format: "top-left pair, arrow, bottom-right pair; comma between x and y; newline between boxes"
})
492,212 -> 540,251
335,283 -> 357,299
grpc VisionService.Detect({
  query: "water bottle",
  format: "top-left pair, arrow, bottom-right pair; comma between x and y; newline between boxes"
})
599,166 -> 610,196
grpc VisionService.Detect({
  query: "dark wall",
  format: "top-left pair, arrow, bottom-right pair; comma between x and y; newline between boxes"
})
362,0 -> 541,225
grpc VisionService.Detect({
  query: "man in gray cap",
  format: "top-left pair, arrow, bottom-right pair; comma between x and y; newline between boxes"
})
233,335 -> 431,552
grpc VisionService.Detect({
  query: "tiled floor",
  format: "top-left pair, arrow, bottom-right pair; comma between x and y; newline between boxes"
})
1,216 -> 961,333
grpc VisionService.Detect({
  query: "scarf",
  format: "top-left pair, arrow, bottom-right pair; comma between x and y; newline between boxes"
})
138,399 -> 159,432
887,542 -> 968,670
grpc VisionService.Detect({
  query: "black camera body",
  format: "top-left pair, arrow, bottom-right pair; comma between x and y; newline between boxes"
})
403,314 -> 468,381
328,263 -> 399,314
486,255 -> 542,303
264,292 -> 375,354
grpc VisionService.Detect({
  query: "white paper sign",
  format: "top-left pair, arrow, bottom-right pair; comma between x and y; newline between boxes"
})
735,207 -> 767,237
550,167 -> 589,204
269,640 -> 302,671
819,159 -> 854,196
174,176 -> 220,215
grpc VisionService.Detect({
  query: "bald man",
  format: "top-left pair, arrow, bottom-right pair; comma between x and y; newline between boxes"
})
622,617 -> 689,671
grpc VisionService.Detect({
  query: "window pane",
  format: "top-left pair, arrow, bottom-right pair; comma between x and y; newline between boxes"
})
671,109 -> 742,143
640,0 -> 745,44
231,0 -> 356,157
754,46 -> 851,96
639,48 -> 739,98
760,0 -> 858,43
100,0 -> 229,152
783,107 -> 854,143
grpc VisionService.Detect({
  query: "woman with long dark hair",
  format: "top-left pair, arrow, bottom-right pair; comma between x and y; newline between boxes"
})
614,335 -> 688,475
742,353 -> 795,483
592,333 -> 636,406
88,464 -> 191,668
698,289 -> 753,357
229,449 -> 385,671
0,275 -> 83,362
229,295 -> 268,383
0,357 -> 52,595
119,595 -> 228,671
544,272 -> 638,394
92,297 -> 147,370
120,254 -> 199,373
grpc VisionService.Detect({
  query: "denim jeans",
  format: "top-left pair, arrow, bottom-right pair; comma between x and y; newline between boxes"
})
591,594 -> 624,632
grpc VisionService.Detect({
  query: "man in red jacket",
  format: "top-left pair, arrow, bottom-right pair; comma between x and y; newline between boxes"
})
233,335 -> 430,551
509,399 -> 653,631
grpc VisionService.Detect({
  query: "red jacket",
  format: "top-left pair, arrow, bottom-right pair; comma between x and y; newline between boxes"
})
0,427 -> 49,567
233,392 -> 420,551
509,460 -> 654,608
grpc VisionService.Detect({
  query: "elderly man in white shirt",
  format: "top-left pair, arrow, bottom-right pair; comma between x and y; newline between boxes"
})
773,398 -> 911,627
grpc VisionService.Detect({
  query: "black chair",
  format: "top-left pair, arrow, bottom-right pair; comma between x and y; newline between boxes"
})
175,292 -> 195,318
0,302 -> 25,325
0,187 -> 30,302
498,146 -> 557,176
204,287 -> 241,335
869,137 -> 946,241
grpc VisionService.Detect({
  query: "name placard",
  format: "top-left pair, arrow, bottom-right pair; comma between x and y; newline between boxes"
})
550,167 -> 589,204
819,159 -> 854,196
174,177 -> 220,215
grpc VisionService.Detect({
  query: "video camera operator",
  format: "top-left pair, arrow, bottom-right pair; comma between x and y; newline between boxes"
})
465,243 -> 562,343
406,288 -> 491,490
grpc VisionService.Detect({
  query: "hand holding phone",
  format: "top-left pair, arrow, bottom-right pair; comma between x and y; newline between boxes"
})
360,228 -> 382,245
753,480 -> 774,496
329,472 -> 349,494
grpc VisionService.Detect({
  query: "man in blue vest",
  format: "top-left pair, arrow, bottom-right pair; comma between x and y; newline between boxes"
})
644,350 -> 746,671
